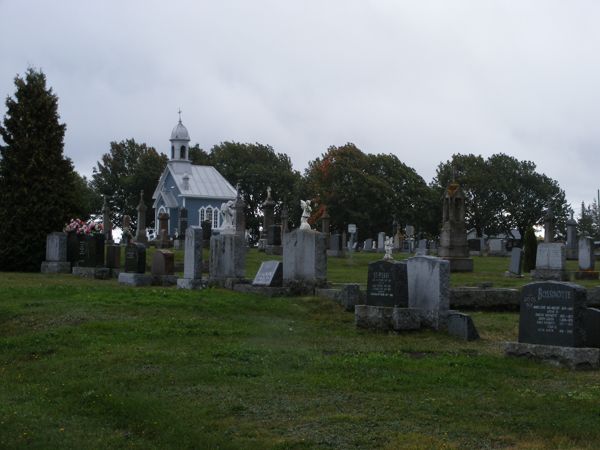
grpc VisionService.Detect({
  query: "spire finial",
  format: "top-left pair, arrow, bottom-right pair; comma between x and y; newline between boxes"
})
178,108 -> 182,123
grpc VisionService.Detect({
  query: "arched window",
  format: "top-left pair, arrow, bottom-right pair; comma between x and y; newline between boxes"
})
199,207 -> 205,224
180,145 -> 186,159
213,208 -> 220,228
171,145 -> 175,159
205,207 -> 213,227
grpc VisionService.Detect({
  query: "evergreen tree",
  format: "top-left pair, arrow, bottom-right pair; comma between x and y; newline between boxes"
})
523,226 -> 538,273
0,68 -> 79,271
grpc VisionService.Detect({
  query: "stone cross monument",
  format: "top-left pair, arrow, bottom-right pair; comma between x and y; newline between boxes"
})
438,181 -> 473,272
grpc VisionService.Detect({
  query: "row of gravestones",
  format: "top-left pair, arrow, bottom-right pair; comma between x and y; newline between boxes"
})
355,255 -> 479,340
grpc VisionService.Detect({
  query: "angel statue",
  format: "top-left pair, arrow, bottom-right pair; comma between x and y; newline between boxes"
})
383,236 -> 394,260
220,200 -> 235,233
299,200 -> 312,230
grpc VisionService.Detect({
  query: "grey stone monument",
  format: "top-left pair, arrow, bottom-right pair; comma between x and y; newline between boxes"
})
177,226 -> 204,289
566,213 -> 578,260
233,186 -> 246,238
135,190 -> 148,245
507,247 -> 523,277
41,232 -> 71,273
151,250 -> 176,286
533,243 -> 568,281
438,181 -> 473,272
575,237 -> 598,280
209,232 -> 246,285
407,256 -> 450,329
102,195 -> 113,243
543,207 -> 554,243
283,228 -> 327,288
377,232 -> 386,253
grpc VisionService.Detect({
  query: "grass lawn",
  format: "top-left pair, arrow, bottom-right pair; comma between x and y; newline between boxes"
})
2,272 -> 600,448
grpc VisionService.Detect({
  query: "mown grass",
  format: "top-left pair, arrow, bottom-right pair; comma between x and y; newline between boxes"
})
2,272 -> 600,448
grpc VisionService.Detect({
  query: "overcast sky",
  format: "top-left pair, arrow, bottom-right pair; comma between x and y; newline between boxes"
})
1,0 -> 599,210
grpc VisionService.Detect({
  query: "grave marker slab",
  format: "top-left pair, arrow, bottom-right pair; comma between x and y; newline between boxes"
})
518,282 -> 586,347
508,248 -> 523,276
407,256 -> 450,329
253,260 -> 283,287
533,243 -> 568,281
366,260 -> 408,307
124,243 -> 146,273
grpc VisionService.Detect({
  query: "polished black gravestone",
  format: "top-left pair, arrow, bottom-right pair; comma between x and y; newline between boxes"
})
366,260 -> 408,307
519,282 -> 586,347
267,225 -> 282,246
124,243 -> 146,274
253,260 -> 283,287
78,235 -> 105,267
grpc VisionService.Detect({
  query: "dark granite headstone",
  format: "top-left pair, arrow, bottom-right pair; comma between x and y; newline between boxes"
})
583,308 -> 600,348
509,248 -> 523,275
519,282 -> 586,347
78,235 -> 105,267
105,244 -> 121,269
151,250 -> 174,276
66,231 -> 80,266
468,239 -> 481,252
253,260 -> 283,287
124,243 -> 146,274
267,225 -> 282,246
330,233 -> 341,251
366,260 -> 408,307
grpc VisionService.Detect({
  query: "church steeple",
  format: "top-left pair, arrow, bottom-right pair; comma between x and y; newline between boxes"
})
169,110 -> 190,161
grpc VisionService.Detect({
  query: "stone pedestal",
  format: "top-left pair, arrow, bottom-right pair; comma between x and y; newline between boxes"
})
178,226 -> 203,289
41,232 -> 71,273
438,182 -> 473,272
283,229 -> 327,287
209,233 -> 246,284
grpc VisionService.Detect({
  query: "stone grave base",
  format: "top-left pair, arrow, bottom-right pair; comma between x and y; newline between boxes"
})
316,284 -> 363,312
442,257 -> 473,272
41,261 -> 71,274
72,266 -> 111,280
118,272 -> 152,286
209,277 -> 247,289
447,312 -> 479,341
575,271 -> 599,280
504,271 -> 523,278
504,342 -> 600,370
355,305 -> 421,332
233,284 -> 291,297
151,275 -> 178,286
450,287 -> 519,309
265,245 -> 282,255
177,278 -> 204,290
531,269 -> 569,281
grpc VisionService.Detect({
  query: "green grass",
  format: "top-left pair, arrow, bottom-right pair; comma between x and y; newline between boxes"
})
2,273 -> 600,448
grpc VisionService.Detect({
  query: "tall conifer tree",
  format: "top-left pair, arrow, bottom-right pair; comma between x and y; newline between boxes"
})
0,68 -> 78,271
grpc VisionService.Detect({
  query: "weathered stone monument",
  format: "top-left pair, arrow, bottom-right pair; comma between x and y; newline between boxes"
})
533,243 -> 568,281
118,242 -> 152,286
566,212 -> 578,260
151,250 -> 176,286
259,187 -> 275,251
233,186 -> 246,238
209,201 -> 246,286
121,215 -> 132,246
543,207 -> 554,243
105,243 -> 121,275
157,212 -> 171,248
575,237 -> 598,280
41,232 -> 71,273
505,281 -> 600,369
102,195 -> 113,243
407,256 -> 450,329
506,247 -> 523,277
377,232 -> 386,253
282,200 -> 327,289
177,226 -> 203,289
438,181 -> 473,272
135,190 -> 148,245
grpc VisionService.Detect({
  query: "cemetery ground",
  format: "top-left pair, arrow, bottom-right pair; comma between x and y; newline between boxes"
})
2,255 -> 600,448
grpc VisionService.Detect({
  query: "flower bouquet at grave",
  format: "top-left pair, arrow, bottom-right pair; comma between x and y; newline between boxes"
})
82,220 -> 104,236
64,219 -> 104,236
64,218 -> 86,234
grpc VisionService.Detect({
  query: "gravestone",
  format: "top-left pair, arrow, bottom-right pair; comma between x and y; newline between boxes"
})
415,239 -> 428,255
507,247 -> 523,277
518,282 -> 586,347
377,232 -> 386,252
328,233 -> 342,257
179,207 -> 188,237
366,260 -> 408,307
438,182 -> 473,272
266,224 -> 282,255
135,190 -> 147,245
468,238 -> 481,255
575,237 -> 598,280
447,312 -> 480,341
201,220 -> 212,249
253,260 -> 283,287
177,226 -> 203,289
118,242 -> 152,286
124,243 -> 146,273
283,229 -> 327,288
364,238 -> 373,252
566,214 -> 578,260
78,235 -> 105,268
157,212 -> 171,248
105,244 -> 121,273
488,239 -> 506,256
533,243 -> 568,281
66,231 -> 80,266
41,232 -> 71,273
209,233 -> 246,284
407,256 -> 450,329
151,250 -> 176,285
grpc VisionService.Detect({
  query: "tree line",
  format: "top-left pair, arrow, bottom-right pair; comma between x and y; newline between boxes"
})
0,68 -> 574,271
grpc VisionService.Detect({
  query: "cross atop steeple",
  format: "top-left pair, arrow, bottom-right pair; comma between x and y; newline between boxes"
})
178,108 -> 182,123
